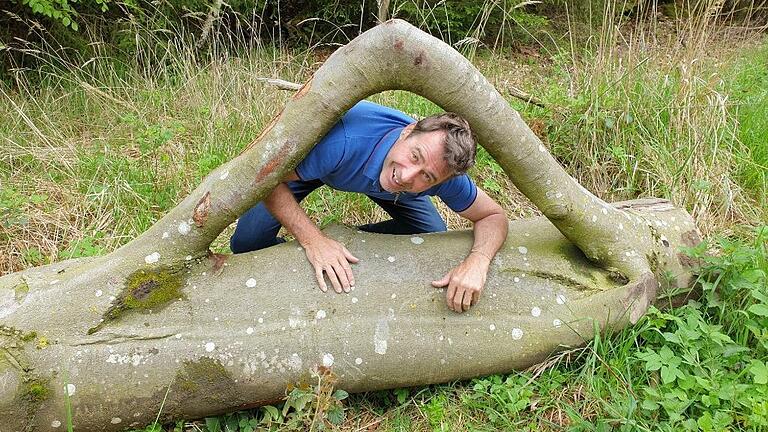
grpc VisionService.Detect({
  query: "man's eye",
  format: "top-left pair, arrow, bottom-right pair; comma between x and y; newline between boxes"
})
411,152 -> 418,161
423,172 -> 431,182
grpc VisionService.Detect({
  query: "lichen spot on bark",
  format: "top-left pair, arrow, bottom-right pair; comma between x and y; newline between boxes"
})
394,39 -> 404,50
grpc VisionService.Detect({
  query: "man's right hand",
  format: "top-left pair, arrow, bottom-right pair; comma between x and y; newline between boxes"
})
301,234 -> 359,293
263,175 -> 360,294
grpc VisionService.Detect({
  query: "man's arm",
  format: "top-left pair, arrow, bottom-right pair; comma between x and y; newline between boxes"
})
264,171 -> 359,293
431,188 -> 507,312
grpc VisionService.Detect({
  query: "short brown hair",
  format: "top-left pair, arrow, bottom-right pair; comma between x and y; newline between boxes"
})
409,112 -> 476,176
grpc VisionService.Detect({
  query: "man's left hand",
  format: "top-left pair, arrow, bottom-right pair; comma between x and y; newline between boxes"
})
431,253 -> 491,312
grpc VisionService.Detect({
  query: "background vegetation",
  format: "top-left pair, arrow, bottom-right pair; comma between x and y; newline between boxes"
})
1,0 -> 767,431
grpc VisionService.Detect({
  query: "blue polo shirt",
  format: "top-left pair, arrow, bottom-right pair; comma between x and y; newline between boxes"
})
295,101 -> 478,212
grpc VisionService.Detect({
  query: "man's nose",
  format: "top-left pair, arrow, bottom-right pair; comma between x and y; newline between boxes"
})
401,166 -> 418,184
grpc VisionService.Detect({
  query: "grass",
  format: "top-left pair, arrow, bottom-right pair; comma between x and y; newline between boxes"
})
1,3 -> 768,431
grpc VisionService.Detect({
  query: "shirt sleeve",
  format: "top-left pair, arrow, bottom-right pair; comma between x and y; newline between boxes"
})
432,174 -> 478,213
295,136 -> 346,181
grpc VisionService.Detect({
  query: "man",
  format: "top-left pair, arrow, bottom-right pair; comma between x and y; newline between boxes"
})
231,101 -> 507,312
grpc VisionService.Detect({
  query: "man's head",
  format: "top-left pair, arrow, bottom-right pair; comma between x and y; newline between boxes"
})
379,112 -> 476,194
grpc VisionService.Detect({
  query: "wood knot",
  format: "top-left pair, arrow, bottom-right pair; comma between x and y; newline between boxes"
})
193,191 -> 211,228
414,52 -> 424,66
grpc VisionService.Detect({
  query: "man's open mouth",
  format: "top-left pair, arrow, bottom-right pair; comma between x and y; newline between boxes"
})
392,168 -> 400,186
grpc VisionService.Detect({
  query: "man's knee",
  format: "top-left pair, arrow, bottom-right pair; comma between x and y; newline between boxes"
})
230,209 -> 284,254
423,217 -> 447,233
230,232 -> 285,254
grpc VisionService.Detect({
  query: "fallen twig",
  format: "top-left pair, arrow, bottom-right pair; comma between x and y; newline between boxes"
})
258,76 -> 547,109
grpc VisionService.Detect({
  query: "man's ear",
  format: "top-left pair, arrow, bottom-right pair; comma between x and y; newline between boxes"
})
400,123 -> 416,140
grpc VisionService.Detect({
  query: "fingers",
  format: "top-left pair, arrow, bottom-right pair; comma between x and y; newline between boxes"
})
444,281 -> 480,313
462,290 -> 473,312
471,290 -> 480,307
305,240 -> 358,294
314,266 -> 328,293
315,262 -> 354,294
339,258 -> 354,291
446,282 -> 457,310
432,273 -> 450,288
448,289 -> 473,313
451,289 -> 468,313
326,265 -> 343,294
343,247 -> 360,264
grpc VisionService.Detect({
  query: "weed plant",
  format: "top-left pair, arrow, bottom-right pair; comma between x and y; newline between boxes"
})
1,1 -> 767,430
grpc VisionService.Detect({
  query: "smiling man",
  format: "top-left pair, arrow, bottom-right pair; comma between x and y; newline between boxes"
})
231,101 -> 508,312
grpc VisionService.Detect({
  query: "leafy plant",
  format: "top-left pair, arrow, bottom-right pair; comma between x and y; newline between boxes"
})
62,234 -> 105,259
633,226 -> 768,429
15,0 -> 118,30
186,366 -> 350,431
462,374 -> 533,425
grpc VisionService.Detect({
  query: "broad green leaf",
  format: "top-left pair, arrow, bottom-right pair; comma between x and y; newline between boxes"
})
661,365 -> 678,384
641,399 -> 659,410
204,417 -> 221,432
713,411 -> 734,429
326,404 -> 345,425
224,415 -> 238,431
333,389 -> 349,401
697,412 -> 714,432
662,332 -> 682,344
394,388 -> 409,404
261,405 -> 279,424
659,346 -> 675,362
748,304 -> 768,317
742,269 -> 765,283
750,360 -> 768,385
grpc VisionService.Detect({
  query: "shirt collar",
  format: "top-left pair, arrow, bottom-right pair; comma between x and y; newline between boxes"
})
364,126 -> 403,190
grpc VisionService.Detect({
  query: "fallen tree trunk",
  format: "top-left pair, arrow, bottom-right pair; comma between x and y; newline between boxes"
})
1,200 -> 699,431
0,19 -> 702,431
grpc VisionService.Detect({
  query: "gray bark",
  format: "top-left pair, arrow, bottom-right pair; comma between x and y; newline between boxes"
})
1,200 -> 699,431
0,19 -> 701,431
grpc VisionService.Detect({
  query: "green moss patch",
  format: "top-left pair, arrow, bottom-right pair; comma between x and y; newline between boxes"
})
122,268 -> 185,310
144,357 -> 243,420
88,266 -> 186,335
25,378 -> 50,403
1,333 -> 51,427
14,280 -> 29,303
0,325 -> 37,345
175,357 -> 231,393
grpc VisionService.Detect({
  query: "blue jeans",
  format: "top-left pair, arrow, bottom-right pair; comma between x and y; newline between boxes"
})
230,180 -> 447,253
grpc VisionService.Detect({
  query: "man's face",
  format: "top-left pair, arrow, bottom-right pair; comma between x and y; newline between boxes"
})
379,127 -> 453,194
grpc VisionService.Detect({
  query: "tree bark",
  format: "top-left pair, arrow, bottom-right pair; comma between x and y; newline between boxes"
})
0,201 -> 700,431
0,20 -> 701,431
